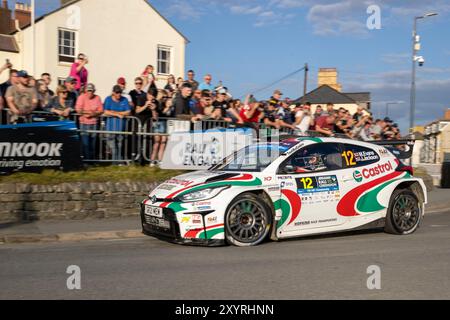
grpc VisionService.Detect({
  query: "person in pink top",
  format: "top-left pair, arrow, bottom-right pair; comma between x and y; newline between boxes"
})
75,83 -> 103,160
70,53 -> 89,93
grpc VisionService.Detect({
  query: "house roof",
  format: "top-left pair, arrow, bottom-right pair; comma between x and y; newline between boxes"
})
293,85 -> 357,105
0,34 -> 19,53
344,92 -> 371,103
11,0 -> 189,43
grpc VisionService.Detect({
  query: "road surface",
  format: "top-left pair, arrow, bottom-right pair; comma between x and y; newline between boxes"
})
1,211 -> 449,300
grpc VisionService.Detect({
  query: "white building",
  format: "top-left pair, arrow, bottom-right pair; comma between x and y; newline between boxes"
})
0,0 -> 188,99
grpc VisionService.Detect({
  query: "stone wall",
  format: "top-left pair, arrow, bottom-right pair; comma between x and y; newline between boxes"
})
0,182 -> 158,222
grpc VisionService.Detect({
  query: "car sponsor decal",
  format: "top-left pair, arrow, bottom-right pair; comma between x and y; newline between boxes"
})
353,171 -> 363,183
159,174 -> 262,210
356,172 -> 411,213
275,189 -> 302,229
337,171 -> 404,217
296,175 -> 339,194
184,224 -> 225,239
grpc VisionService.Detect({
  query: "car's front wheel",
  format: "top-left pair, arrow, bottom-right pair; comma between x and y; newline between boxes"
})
385,189 -> 422,235
225,193 -> 272,247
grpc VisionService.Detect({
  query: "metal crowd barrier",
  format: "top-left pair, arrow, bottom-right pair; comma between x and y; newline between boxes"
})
1,109 -> 288,164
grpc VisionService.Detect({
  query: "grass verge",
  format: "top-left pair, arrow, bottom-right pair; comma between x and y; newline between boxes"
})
0,166 -> 187,185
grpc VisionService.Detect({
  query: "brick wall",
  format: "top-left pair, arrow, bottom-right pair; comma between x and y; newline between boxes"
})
0,182 -> 158,222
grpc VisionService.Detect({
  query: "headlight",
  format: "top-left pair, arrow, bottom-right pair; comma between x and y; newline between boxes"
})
176,186 -> 229,202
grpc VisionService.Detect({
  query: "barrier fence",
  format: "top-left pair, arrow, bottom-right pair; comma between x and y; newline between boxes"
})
0,109 -> 262,164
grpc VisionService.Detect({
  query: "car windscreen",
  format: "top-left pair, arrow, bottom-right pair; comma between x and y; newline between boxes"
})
212,144 -> 285,172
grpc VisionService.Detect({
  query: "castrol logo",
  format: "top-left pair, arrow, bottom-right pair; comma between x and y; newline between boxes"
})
362,161 -> 393,179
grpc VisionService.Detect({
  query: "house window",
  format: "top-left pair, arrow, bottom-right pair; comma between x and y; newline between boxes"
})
57,78 -> 66,86
58,28 -> 76,63
157,46 -> 171,75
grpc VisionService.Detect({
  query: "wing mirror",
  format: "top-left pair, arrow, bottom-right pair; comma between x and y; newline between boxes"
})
283,165 -> 295,174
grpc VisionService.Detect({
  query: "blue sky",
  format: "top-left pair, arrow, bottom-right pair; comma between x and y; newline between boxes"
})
17,0 -> 450,132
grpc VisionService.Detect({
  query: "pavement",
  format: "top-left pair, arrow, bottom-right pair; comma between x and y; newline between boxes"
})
1,187 -> 449,245
0,210 -> 449,299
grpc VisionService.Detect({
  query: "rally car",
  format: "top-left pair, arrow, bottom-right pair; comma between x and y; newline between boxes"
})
140,137 -> 427,247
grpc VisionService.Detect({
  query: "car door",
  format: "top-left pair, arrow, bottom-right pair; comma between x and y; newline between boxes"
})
275,143 -> 348,237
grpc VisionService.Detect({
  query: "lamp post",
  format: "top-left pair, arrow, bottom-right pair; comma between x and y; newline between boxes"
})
410,12 -> 438,135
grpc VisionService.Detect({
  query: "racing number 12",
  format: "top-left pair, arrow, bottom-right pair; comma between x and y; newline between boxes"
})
300,178 -> 313,189
342,151 -> 356,166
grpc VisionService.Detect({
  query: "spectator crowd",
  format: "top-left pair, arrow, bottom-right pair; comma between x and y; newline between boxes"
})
0,54 -> 402,166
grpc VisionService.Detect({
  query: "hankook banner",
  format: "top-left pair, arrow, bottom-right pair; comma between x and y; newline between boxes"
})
0,121 -> 82,174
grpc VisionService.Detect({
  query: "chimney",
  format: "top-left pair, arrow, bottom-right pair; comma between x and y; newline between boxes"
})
445,109 -> 450,120
0,0 -> 14,34
318,68 -> 342,92
14,2 -> 31,29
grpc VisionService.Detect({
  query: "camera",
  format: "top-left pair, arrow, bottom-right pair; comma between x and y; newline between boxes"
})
416,56 -> 425,67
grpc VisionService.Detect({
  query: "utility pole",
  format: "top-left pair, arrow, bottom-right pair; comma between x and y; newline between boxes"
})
303,63 -> 309,97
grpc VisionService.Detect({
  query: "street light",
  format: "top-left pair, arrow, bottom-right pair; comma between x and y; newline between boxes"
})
410,12 -> 438,135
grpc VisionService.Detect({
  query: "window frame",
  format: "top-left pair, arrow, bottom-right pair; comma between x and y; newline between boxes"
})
57,28 -> 77,64
157,45 -> 172,75
277,142 -> 345,175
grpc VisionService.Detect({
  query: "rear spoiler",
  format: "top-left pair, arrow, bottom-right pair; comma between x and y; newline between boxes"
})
371,140 -> 415,160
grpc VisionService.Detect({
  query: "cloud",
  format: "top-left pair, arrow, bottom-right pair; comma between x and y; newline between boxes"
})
344,69 -> 450,131
381,53 -> 410,64
230,5 -> 263,15
306,1 -> 370,36
164,0 -> 204,20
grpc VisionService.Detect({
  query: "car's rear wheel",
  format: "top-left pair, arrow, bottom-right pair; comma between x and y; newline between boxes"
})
385,189 -> 422,235
225,193 -> 272,247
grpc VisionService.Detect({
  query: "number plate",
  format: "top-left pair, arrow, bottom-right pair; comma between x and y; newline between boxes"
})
145,205 -> 163,218
146,216 -> 171,229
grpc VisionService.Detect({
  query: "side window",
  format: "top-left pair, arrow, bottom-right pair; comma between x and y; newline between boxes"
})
281,143 -> 343,174
342,144 -> 380,168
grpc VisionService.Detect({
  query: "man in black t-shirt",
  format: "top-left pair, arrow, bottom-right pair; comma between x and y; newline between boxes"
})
129,77 -> 147,109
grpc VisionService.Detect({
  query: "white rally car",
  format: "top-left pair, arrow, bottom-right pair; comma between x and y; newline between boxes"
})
140,137 -> 427,247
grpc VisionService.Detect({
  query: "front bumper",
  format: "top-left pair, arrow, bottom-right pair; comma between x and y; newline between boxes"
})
140,204 -> 225,247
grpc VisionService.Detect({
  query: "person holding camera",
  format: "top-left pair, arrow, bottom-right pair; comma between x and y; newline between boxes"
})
70,53 -> 89,93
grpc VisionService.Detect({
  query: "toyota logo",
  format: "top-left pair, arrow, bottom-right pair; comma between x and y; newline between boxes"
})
151,196 -> 157,204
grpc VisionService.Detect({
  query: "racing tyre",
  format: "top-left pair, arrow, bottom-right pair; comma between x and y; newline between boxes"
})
385,189 -> 422,235
225,193 -> 272,247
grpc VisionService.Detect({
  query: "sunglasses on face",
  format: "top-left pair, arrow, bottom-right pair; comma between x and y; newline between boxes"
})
135,82 -> 143,85
61,91 -> 68,94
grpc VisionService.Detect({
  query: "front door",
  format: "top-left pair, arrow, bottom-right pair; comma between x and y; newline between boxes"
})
275,143 -> 349,238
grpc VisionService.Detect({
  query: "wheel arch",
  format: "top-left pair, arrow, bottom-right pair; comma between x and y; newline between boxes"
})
393,180 -> 427,205
226,189 -> 278,241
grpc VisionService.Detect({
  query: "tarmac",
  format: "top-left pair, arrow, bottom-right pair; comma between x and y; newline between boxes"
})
0,187 -> 448,245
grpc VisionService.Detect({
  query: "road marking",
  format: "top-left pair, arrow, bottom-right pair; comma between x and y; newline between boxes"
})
429,225 -> 448,228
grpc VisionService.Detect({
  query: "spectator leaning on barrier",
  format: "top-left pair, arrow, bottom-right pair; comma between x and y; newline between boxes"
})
46,85 -> 74,120
174,83 -> 193,120
75,83 -> 103,160
240,95 -> 262,129
129,77 -> 146,109
70,53 -> 89,93
103,85 -> 131,162
5,70 -> 38,124
315,113 -> 336,137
